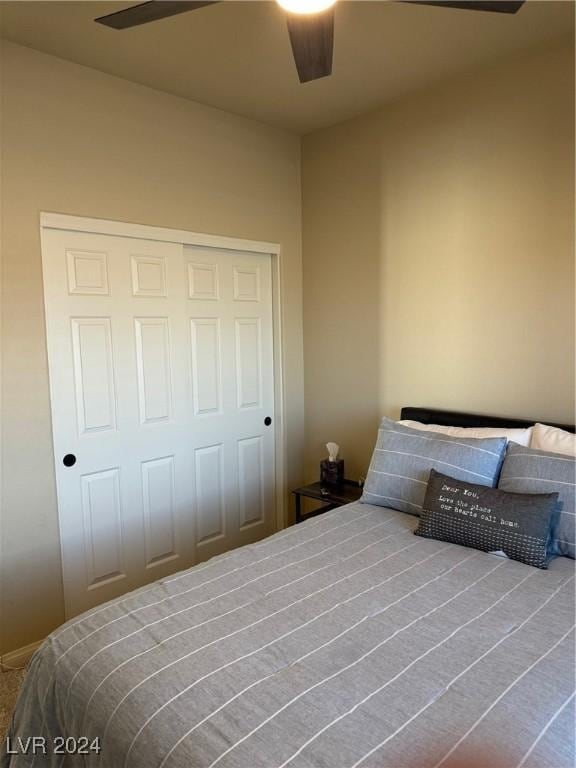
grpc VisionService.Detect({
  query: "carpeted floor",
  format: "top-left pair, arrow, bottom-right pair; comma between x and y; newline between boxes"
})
0,669 -> 25,740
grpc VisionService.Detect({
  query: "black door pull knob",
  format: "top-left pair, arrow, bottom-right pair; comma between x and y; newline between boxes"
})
264,417 -> 272,426
63,454 -> 76,467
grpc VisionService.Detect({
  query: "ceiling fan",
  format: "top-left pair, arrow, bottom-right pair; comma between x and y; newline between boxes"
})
95,0 -> 526,84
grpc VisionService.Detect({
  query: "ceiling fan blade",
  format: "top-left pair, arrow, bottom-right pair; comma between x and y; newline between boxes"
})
95,1 -> 220,30
286,8 -> 334,84
403,1 -> 525,12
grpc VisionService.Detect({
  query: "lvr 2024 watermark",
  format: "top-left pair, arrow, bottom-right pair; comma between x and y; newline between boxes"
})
5,736 -> 101,755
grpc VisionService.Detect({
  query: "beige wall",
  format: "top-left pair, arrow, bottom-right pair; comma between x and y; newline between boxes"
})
0,41 -> 303,654
302,41 -> 575,483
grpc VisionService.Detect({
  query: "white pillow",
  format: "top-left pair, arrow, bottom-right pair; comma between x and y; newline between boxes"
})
399,420 -> 533,447
530,422 -> 576,457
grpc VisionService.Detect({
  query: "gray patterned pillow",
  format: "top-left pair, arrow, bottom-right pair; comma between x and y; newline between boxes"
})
361,418 -> 507,516
498,443 -> 575,559
415,470 -> 559,569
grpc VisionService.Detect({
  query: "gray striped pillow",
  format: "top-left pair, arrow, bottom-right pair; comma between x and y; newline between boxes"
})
361,418 -> 507,516
498,443 -> 575,559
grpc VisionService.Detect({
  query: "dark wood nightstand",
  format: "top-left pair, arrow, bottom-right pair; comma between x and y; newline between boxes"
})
292,480 -> 363,524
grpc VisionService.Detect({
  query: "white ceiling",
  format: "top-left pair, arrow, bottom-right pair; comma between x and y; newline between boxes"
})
0,0 -> 573,133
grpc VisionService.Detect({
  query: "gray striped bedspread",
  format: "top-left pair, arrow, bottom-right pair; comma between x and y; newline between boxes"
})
3,503 -> 575,768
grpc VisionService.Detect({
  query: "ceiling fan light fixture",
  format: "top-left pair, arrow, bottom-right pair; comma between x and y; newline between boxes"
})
276,0 -> 336,15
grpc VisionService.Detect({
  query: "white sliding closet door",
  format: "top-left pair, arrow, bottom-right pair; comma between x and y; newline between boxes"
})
185,245 -> 275,559
42,227 -> 275,618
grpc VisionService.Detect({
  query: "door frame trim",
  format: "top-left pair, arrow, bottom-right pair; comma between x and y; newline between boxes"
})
40,212 -> 287,533
41,212 -> 281,255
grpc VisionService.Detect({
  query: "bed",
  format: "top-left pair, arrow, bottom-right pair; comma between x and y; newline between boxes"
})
3,409 -> 575,768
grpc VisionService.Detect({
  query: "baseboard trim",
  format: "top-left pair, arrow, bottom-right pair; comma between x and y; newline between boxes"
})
0,640 -> 42,672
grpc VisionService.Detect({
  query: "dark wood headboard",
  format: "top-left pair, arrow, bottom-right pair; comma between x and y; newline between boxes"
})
400,407 -> 575,434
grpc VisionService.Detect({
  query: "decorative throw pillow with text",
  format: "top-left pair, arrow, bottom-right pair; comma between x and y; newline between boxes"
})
415,469 -> 559,569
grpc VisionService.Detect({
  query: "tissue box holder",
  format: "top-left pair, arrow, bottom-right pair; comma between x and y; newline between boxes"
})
320,459 -> 344,487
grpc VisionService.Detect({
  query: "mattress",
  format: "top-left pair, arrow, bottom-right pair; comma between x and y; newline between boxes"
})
3,502 -> 575,768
